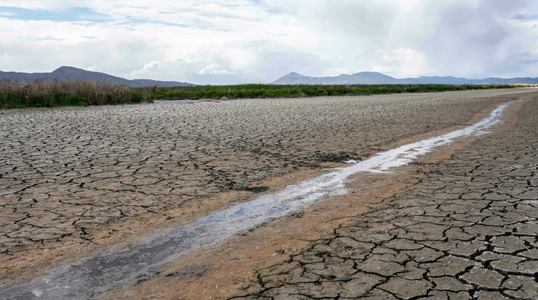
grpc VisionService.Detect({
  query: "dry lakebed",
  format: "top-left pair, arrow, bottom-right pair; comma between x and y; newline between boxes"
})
0,89 -> 537,299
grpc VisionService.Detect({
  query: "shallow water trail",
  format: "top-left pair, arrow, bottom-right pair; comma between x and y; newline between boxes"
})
0,100 -> 518,300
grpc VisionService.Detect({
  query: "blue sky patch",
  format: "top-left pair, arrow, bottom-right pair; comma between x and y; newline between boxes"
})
121,16 -> 192,28
0,6 -> 112,22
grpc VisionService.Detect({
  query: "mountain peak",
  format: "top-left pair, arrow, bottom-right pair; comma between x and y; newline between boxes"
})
52,66 -> 85,73
285,72 -> 304,77
272,72 -> 306,84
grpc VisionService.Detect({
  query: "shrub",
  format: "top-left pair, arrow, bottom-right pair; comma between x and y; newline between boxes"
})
0,79 -> 155,109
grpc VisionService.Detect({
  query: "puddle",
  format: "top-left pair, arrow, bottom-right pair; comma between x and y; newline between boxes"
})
0,100 -> 518,299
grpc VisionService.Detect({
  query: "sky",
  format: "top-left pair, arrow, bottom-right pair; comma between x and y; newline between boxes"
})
0,0 -> 538,84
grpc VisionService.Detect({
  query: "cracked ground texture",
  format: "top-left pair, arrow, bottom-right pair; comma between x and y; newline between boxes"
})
230,96 -> 538,299
0,89 -> 535,290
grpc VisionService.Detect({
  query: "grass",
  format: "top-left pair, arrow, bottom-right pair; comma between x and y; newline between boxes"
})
148,83 -> 516,100
0,80 -> 518,109
0,80 -> 153,109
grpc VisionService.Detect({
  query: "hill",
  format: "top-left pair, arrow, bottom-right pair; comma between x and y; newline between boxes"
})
273,71 -> 538,85
0,66 -> 194,87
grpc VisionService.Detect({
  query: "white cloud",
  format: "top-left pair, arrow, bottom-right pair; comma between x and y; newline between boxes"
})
197,63 -> 234,75
130,61 -> 161,76
1,0 -> 538,83
393,0 -> 420,11
0,53 -> 8,64
372,48 -> 427,77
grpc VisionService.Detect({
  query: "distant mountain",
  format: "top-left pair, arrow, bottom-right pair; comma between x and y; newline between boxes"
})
0,66 -> 194,87
273,71 -> 538,85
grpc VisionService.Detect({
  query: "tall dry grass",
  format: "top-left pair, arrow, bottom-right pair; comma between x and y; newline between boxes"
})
0,80 -> 147,109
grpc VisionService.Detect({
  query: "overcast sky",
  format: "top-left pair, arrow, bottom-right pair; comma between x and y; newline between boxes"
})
1,0 -> 538,84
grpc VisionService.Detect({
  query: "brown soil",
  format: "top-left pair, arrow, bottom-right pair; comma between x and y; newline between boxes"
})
101,93 -> 535,299
1,89 -> 535,292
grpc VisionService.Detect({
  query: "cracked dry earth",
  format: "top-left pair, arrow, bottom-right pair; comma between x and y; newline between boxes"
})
0,89 -> 536,294
231,97 -> 538,299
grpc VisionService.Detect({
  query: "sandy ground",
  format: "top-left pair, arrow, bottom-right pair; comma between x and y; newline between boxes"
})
0,89 -> 536,292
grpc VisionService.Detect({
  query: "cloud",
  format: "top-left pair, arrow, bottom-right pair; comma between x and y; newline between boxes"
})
372,48 -> 427,77
130,61 -> 162,76
197,63 -> 234,75
0,6 -> 111,22
421,0 -> 538,77
1,0 -> 538,83
511,14 -> 526,20
0,53 -> 8,64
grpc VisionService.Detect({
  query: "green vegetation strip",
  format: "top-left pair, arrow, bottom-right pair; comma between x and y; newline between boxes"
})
0,80 -> 152,109
1,80 -> 518,109
149,84 -> 516,100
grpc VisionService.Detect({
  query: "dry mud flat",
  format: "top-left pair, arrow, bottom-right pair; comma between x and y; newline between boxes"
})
103,91 -> 538,300
210,95 -> 538,300
0,89 -> 536,296
103,93 -> 538,300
